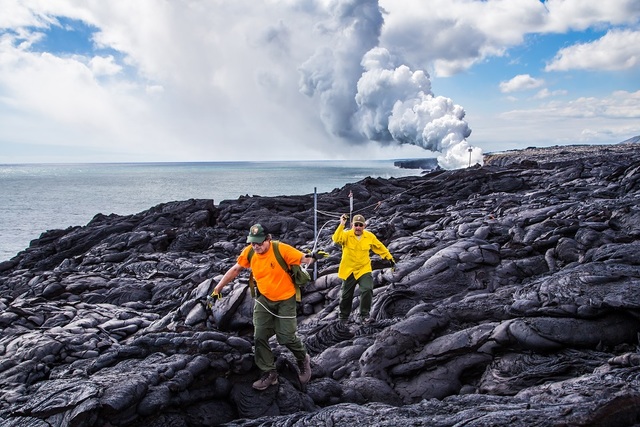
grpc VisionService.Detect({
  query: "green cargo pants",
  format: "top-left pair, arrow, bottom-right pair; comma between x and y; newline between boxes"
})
339,272 -> 373,320
253,294 -> 307,372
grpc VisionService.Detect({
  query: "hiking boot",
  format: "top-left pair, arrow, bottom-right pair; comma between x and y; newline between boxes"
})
297,354 -> 311,385
252,370 -> 278,390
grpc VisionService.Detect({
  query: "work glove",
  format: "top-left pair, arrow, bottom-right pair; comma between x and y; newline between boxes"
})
311,250 -> 329,260
206,292 -> 221,309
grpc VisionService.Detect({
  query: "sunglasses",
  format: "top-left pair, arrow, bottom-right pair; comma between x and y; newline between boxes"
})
250,241 -> 266,247
353,223 -> 364,227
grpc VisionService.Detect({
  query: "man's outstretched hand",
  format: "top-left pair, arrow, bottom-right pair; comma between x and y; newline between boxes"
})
206,291 -> 221,309
311,250 -> 329,260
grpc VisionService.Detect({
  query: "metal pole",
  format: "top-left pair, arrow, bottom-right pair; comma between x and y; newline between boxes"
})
468,148 -> 473,168
313,187 -> 318,280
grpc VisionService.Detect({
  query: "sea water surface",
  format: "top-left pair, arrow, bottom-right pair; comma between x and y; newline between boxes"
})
0,161 -> 421,261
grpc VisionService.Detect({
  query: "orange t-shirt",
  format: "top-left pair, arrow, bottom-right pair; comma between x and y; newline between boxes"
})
237,241 -> 303,301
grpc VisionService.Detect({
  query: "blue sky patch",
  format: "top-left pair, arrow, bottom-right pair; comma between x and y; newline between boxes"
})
31,17 -> 98,56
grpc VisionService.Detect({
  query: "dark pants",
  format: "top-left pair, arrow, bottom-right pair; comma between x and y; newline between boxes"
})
253,295 -> 307,372
339,272 -> 373,320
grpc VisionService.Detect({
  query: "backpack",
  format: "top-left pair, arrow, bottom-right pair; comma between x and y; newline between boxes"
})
247,240 -> 311,302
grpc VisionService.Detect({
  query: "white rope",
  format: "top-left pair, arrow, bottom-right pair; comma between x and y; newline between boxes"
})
249,183 -> 418,317
254,298 -> 297,319
311,218 -> 338,253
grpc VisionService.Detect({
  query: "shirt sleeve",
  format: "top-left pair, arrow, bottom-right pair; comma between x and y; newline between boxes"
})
369,233 -> 392,260
332,223 -> 346,244
237,245 -> 252,268
279,242 -> 304,266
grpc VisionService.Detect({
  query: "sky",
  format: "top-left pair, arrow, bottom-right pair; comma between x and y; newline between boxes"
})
0,0 -> 639,169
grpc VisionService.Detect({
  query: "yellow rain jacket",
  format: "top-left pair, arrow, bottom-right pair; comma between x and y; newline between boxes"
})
332,223 -> 393,280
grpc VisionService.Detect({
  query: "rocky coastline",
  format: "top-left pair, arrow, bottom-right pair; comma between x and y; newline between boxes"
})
2,143 -> 640,426
393,157 -> 439,170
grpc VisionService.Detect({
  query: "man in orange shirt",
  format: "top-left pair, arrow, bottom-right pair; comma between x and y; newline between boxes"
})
212,224 -> 319,390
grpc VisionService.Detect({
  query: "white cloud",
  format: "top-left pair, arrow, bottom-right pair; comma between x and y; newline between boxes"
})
0,0 -> 51,29
89,55 -> 121,76
0,37 -> 164,159
504,90 -> 640,120
546,29 -> 640,71
533,88 -> 568,99
487,90 -> 640,148
0,0 -> 639,167
145,84 -> 163,95
379,0 -> 547,76
542,0 -> 640,32
0,0 -> 97,31
499,74 -> 545,93
0,1 -> 333,162
379,0 -> 640,76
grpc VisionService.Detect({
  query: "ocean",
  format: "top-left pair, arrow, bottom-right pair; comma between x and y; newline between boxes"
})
0,161 -> 421,262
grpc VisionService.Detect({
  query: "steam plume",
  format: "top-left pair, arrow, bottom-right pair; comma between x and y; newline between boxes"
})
298,0 -> 482,169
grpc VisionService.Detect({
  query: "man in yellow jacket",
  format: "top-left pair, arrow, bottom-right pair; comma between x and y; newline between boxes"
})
332,214 -> 395,324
